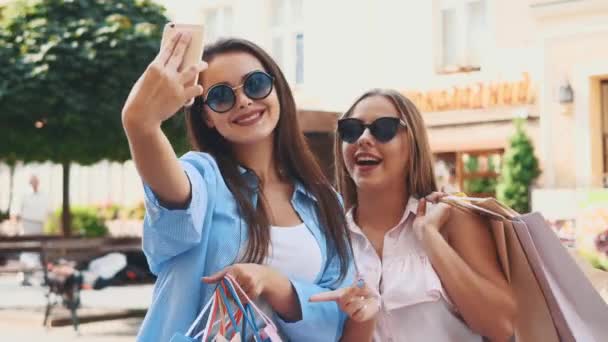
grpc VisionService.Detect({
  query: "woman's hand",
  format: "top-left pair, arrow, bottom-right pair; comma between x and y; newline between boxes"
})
122,32 -> 207,135
204,264 -> 305,322
309,280 -> 380,322
412,197 -> 452,241
202,263 -> 271,303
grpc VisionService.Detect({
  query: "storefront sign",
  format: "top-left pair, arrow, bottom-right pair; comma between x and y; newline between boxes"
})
403,73 -> 535,112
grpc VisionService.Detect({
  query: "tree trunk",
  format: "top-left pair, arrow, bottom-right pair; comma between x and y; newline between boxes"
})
61,161 -> 71,236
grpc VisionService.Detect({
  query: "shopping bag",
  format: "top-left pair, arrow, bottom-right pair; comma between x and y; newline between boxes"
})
441,196 -> 608,341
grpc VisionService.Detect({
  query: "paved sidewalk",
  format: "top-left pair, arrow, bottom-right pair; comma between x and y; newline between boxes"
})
0,275 -> 152,341
0,312 -> 143,341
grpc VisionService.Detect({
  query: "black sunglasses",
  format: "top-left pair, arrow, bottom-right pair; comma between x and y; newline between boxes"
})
337,117 -> 407,144
202,70 -> 274,113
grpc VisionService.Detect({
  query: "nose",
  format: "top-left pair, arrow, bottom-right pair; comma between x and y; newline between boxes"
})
356,128 -> 374,147
235,85 -> 252,110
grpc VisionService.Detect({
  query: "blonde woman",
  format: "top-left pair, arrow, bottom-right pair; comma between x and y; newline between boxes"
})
313,89 -> 517,341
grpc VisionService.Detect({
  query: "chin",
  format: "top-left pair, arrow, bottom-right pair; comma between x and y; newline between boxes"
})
229,113 -> 279,144
229,127 -> 275,145
353,177 -> 379,190
352,176 -> 386,191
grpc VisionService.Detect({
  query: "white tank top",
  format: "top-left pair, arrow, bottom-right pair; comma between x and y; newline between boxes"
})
266,223 -> 323,282
253,223 -> 323,339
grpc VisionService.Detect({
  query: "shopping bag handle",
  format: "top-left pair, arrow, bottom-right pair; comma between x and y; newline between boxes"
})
440,196 -> 512,220
222,276 -> 264,342
185,284 -> 218,337
218,281 -> 241,337
225,274 -> 277,329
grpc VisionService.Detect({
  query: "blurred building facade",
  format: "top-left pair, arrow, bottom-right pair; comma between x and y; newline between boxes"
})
3,0 -> 608,215
181,0 -> 608,196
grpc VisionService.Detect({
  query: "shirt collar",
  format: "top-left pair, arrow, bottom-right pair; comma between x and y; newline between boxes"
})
237,166 -> 258,190
293,181 -> 319,202
237,166 -> 318,203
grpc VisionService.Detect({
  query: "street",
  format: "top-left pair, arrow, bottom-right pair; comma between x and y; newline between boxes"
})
0,274 -> 152,341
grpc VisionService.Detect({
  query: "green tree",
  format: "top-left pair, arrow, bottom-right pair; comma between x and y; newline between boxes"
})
0,0 -> 187,235
496,118 -> 541,213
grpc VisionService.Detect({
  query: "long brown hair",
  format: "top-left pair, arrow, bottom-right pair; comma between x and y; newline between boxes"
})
186,38 -> 350,280
335,89 -> 438,210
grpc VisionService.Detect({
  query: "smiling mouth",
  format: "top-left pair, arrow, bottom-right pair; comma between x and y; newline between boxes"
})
232,110 -> 264,125
355,155 -> 382,166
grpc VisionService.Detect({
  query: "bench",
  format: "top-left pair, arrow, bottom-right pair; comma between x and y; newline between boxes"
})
0,235 -> 153,331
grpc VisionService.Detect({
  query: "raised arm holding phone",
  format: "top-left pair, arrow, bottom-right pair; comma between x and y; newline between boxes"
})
122,24 -> 355,341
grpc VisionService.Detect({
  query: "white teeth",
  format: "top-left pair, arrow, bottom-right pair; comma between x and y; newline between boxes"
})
235,111 -> 262,124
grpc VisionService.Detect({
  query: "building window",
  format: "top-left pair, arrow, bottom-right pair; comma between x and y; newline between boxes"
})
295,33 -> 304,84
601,81 -> 608,186
459,150 -> 502,197
441,7 -> 460,68
272,36 -> 284,67
437,0 -> 487,74
439,149 -> 503,197
204,6 -> 233,43
271,0 -> 304,85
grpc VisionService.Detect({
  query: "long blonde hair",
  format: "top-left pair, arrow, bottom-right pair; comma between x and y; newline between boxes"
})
334,89 -> 438,209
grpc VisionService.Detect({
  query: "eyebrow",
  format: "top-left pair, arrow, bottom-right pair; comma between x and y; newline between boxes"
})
240,70 -> 258,82
209,69 -> 263,88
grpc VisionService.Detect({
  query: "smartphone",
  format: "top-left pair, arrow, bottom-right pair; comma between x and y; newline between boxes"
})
161,22 -> 205,104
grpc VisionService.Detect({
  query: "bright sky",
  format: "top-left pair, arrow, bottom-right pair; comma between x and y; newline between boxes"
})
153,0 -> 206,24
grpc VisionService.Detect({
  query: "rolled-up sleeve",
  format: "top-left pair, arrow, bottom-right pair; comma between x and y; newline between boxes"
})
276,252 -> 354,341
142,158 -> 209,275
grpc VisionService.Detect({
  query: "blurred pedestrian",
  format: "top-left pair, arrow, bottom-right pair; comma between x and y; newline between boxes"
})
17,174 -> 50,286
